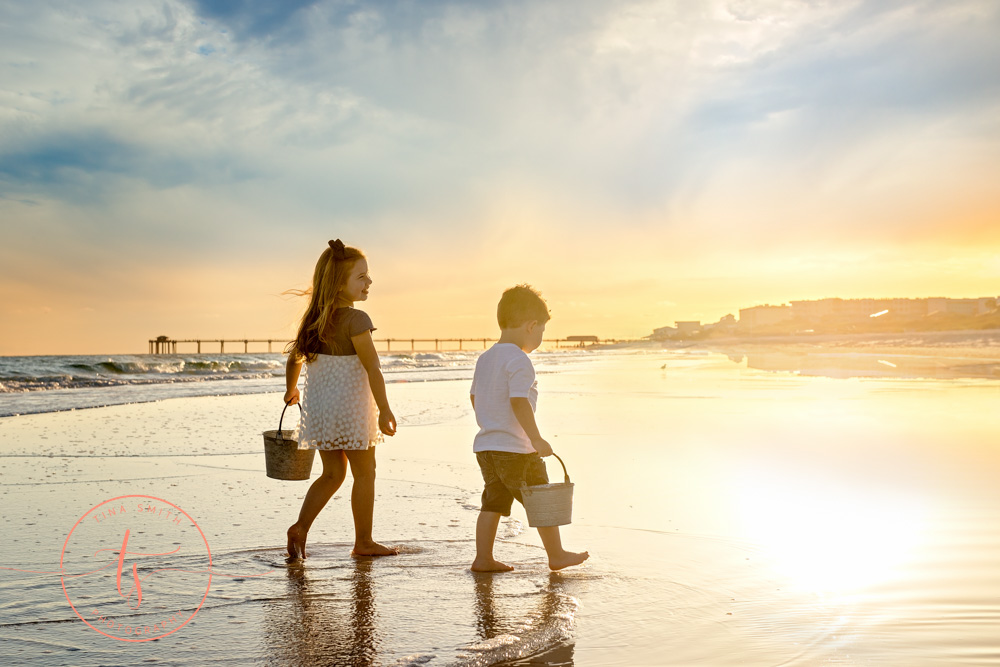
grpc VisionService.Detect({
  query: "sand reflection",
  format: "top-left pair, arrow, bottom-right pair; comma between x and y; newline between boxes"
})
264,560 -> 380,666
470,572 -> 575,666
732,349 -> 1000,380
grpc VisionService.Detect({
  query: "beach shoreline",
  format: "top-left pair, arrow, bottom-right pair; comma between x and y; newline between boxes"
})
0,376 -> 590,666
2,348 -> 1000,665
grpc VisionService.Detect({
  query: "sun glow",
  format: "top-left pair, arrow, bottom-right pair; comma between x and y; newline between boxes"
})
734,470 -> 928,593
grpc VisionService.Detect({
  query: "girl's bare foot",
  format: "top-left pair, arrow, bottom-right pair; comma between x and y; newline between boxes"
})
549,550 -> 589,571
470,558 -> 514,572
286,525 -> 307,561
351,540 -> 399,557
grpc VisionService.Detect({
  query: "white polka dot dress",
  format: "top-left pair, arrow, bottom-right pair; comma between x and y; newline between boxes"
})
294,354 -> 382,451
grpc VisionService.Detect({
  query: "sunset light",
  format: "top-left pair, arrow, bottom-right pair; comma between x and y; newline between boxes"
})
1,1 -> 998,354
2,3 -> 1000,664
734,470 -> 929,594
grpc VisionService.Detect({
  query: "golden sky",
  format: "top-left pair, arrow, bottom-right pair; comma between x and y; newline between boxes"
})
1,1 -> 998,355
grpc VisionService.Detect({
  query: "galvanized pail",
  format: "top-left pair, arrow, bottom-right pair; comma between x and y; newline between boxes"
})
520,453 -> 574,527
262,402 -> 315,481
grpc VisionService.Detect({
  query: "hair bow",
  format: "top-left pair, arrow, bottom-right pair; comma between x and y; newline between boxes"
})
328,239 -> 346,260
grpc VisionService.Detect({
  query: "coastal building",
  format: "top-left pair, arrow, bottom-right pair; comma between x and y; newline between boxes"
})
650,296 -> 999,340
738,304 -> 793,328
788,298 -> 928,322
674,321 -> 702,337
926,297 -> 997,316
710,314 -> 738,333
785,297 -> 999,323
648,325 -> 677,340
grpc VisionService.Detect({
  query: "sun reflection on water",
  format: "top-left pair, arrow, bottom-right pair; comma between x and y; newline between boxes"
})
734,470 -> 929,594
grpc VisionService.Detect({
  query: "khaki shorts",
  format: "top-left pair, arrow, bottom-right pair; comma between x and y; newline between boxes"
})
476,450 -> 549,516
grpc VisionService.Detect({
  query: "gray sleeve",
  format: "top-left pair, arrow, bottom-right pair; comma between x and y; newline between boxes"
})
348,309 -> 376,337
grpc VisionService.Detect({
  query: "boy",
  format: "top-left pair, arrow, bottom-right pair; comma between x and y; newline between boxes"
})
469,285 -> 589,572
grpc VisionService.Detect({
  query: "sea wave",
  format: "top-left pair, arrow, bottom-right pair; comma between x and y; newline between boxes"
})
0,354 -> 286,393
0,349 -> 600,416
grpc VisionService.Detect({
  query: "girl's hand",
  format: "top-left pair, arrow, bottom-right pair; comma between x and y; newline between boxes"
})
379,409 -> 397,437
284,388 -> 300,406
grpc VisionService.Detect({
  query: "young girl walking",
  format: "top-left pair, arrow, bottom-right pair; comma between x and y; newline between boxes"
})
283,239 -> 398,560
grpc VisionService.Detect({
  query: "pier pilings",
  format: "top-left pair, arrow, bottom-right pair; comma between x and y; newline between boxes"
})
147,336 -> 616,354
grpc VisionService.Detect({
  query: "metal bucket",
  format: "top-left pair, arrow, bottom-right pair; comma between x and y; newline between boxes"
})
520,454 -> 574,527
262,403 -> 315,481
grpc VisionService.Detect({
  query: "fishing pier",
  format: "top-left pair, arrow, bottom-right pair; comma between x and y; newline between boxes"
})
148,335 -> 610,354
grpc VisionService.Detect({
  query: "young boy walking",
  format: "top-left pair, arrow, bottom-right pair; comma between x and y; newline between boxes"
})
469,285 -> 589,572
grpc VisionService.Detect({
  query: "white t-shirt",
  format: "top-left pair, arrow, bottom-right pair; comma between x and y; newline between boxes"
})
470,343 -> 538,454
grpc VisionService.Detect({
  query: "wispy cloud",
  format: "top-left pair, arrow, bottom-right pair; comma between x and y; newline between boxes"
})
1,0 -> 998,352
5,1 -> 997,217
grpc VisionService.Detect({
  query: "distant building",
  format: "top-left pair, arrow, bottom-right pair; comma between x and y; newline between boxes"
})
738,304 -> 793,328
789,298 -> 927,322
654,296 -> 999,341
648,325 -> 677,340
926,297 -> 997,316
788,297 -> 998,323
674,321 -> 702,337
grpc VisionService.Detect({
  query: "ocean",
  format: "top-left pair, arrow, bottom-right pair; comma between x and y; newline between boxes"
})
2,337 -> 1000,665
0,350 -> 597,418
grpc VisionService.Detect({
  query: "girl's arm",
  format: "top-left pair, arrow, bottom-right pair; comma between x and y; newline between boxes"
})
352,331 -> 397,436
284,351 -> 303,405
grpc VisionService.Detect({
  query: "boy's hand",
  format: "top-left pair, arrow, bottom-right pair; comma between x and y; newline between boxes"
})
379,409 -> 397,437
531,437 -> 553,457
284,388 -> 300,405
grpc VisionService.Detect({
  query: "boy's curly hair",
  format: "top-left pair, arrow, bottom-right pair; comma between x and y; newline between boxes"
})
497,284 -> 550,329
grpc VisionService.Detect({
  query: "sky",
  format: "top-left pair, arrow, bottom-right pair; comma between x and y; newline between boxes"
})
1,0 -> 998,355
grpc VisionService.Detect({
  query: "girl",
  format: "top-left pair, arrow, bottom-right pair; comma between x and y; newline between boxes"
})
283,239 -> 398,560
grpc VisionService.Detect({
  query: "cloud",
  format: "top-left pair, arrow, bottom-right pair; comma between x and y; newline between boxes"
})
190,0 -> 321,39
5,0 -> 996,227
0,128 -> 263,198
1,0 -> 998,352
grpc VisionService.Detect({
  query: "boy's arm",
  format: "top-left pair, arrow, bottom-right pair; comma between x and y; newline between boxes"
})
284,352 -> 303,405
352,331 -> 397,436
510,397 -> 552,457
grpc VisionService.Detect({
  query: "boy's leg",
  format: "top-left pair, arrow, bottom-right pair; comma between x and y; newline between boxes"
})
536,526 -> 590,571
508,455 -> 589,571
472,511 -> 514,572
345,448 -> 398,556
288,449 -> 348,559
472,451 -> 515,572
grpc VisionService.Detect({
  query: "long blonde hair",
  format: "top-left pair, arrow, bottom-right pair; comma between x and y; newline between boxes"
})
287,240 -> 366,362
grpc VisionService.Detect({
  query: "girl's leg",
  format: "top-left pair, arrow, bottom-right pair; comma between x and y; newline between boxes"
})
287,449 -> 348,559
345,448 -> 398,556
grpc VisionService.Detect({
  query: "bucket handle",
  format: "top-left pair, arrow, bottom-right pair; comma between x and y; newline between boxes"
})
276,401 -> 302,445
551,453 -> 570,483
521,453 -> 571,496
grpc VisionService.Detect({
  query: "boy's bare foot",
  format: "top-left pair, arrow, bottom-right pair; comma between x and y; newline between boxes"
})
351,540 -> 399,557
470,558 -> 514,573
549,550 -> 589,571
286,525 -> 307,561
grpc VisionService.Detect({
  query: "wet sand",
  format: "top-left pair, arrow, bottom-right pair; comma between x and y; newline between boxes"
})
2,348 -> 1000,665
